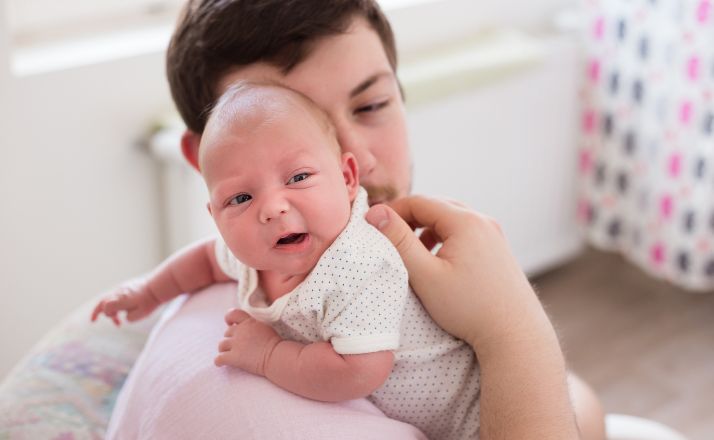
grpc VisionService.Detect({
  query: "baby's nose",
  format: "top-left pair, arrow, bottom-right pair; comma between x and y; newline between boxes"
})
259,198 -> 289,223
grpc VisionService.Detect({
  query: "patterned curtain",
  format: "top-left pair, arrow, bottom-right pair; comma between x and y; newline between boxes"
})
578,0 -> 714,291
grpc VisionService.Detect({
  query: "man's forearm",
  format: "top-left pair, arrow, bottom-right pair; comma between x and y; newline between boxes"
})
476,305 -> 579,440
264,341 -> 392,402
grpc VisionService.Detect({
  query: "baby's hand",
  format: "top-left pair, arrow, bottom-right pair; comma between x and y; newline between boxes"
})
90,280 -> 160,325
215,308 -> 282,376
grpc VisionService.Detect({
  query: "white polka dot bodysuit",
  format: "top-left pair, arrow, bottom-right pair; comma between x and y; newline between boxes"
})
215,187 -> 480,439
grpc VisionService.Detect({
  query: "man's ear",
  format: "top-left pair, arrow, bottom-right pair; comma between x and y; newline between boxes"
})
206,202 -> 212,217
341,152 -> 360,202
181,130 -> 201,171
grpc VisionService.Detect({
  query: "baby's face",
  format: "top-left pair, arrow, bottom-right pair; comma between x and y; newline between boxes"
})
201,96 -> 357,277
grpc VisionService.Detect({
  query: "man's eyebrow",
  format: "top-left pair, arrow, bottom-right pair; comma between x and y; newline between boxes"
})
349,72 -> 392,98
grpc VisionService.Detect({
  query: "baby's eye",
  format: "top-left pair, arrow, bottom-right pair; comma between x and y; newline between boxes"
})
228,194 -> 252,205
287,173 -> 310,184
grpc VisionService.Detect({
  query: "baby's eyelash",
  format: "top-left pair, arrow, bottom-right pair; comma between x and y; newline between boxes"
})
227,193 -> 252,205
287,172 -> 311,184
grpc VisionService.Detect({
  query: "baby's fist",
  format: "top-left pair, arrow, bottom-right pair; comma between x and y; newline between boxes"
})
215,309 -> 281,376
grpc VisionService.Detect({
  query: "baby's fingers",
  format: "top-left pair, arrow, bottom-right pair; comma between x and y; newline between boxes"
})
103,293 -> 135,315
90,301 -> 106,322
215,348 -> 239,367
218,338 -> 232,353
224,308 -> 251,326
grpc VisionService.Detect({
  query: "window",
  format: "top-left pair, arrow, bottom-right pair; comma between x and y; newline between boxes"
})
6,0 -> 185,47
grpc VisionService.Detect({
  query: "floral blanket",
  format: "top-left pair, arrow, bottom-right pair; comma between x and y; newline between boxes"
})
0,300 -> 158,439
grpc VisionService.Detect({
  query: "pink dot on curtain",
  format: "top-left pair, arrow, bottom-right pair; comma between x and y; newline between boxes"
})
660,194 -> 674,219
589,59 -> 601,83
583,110 -> 597,133
698,0 -> 711,24
594,17 -> 605,39
577,199 -> 592,223
580,150 -> 593,173
687,56 -> 700,81
651,243 -> 666,265
680,101 -> 694,124
668,153 -> 682,177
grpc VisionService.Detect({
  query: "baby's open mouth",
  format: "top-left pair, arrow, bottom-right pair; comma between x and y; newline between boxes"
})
276,233 -> 307,246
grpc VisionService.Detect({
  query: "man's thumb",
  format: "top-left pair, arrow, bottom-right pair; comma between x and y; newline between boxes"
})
365,204 -> 430,273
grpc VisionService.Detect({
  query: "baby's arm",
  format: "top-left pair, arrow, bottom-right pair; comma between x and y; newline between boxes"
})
216,309 -> 394,402
92,237 -> 231,324
266,341 -> 394,402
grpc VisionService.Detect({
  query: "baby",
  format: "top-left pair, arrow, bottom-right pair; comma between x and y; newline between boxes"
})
93,82 -> 480,440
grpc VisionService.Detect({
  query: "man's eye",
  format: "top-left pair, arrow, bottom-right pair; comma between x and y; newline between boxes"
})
287,173 -> 310,184
355,100 -> 389,114
228,194 -> 252,205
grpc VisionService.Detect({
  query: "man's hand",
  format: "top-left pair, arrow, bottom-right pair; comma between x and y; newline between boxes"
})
90,280 -> 160,325
365,195 -> 542,352
215,308 -> 282,376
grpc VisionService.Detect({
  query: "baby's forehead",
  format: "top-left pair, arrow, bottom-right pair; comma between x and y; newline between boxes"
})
198,83 -> 339,169
214,83 -> 325,130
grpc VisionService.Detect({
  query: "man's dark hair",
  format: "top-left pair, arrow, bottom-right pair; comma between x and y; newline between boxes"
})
167,0 -> 397,134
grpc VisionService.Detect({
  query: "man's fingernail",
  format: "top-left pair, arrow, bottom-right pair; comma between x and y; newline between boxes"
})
366,206 -> 389,230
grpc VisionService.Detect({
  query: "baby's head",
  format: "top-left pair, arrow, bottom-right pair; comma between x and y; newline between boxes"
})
199,81 -> 359,277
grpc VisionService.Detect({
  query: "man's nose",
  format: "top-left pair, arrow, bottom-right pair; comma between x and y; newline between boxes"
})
336,125 -> 376,177
259,195 -> 290,223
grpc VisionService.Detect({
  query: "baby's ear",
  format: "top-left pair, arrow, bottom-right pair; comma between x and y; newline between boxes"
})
341,152 -> 359,201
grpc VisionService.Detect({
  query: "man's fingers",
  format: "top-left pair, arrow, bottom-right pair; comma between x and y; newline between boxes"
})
418,228 -> 439,252
365,204 -> 437,282
387,195 -> 468,240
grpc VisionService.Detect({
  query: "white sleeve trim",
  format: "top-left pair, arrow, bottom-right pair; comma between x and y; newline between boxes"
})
331,333 -> 400,355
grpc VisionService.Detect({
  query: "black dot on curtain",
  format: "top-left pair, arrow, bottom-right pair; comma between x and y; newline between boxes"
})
617,18 -> 627,41
624,131 -> 637,154
683,210 -> 696,232
608,219 -> 622,238
677,252 -> 690,272
617,172 -> 629,194
703,112 -> 713,135
694,157 -> 706,179
638,36 -> 649,59
603,113 -> 615,137
595,162 -> 607,186
633,79 -> 644,104
705,260 -> 714,278
610,72 -> 620,95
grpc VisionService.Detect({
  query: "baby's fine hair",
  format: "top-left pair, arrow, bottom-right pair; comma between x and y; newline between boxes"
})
208,80 -> 339,151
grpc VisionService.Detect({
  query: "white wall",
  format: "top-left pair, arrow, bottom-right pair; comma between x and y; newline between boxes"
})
0,16 -> 173,378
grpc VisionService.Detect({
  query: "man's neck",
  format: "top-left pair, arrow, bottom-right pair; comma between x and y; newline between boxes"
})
258,270 -> 308,305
